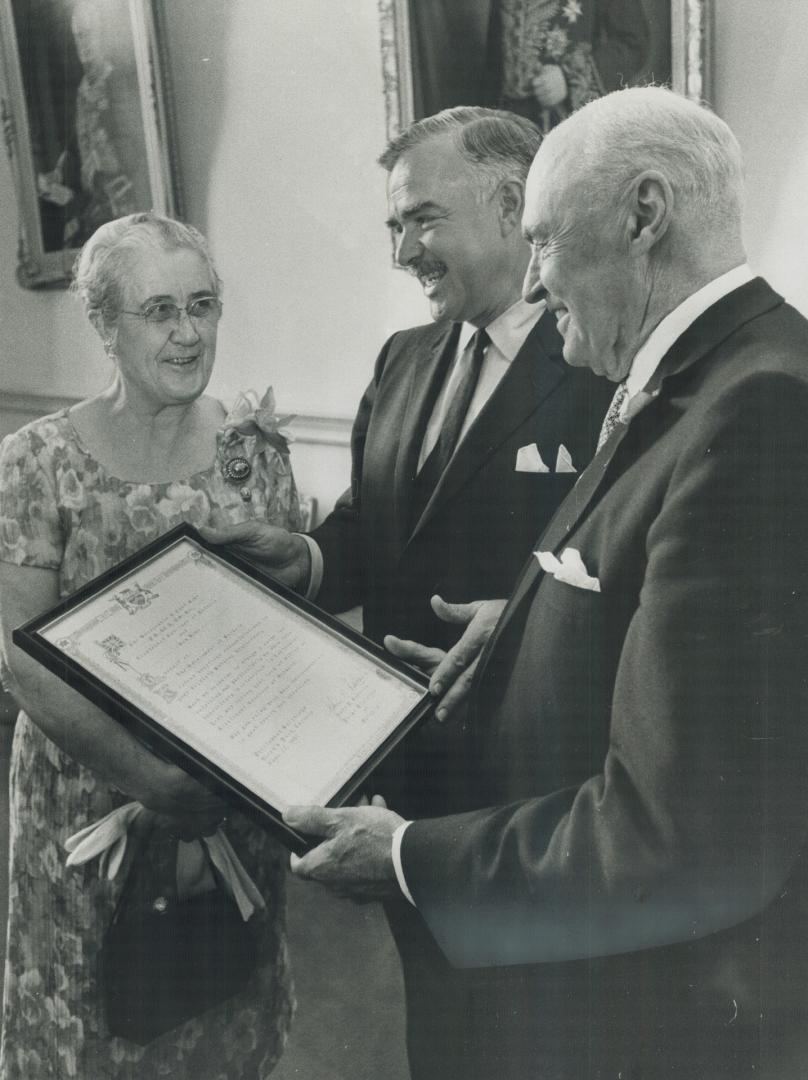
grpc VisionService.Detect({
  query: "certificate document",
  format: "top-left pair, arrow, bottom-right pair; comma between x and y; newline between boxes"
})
15,526 -> 430,845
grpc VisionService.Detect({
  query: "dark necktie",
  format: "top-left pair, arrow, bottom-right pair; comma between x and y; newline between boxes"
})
421,327 -> 490,476
410,327 -> 490,525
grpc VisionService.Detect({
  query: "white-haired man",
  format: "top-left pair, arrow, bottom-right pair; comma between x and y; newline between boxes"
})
285,88 -> 808,1079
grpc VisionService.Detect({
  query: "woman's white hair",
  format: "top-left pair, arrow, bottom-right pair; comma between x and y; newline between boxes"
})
544,86 -> 744,234
71,211 -> 222,325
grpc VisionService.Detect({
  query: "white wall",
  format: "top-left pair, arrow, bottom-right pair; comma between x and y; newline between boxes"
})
161,0 -> 424,417
1,0 -> 807,512
712,0 -> 808,313
158,0 -> 429,513
0,184 -> 109,400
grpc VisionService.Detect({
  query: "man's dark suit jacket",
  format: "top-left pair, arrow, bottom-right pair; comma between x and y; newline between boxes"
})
311,311 -> 610,647
398,279 -> 808,1079
310,311 -> 610,817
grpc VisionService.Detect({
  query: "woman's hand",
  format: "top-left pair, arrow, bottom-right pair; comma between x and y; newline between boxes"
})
138,761 -> 228,840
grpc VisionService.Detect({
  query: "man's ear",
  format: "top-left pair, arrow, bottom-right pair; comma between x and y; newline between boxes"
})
627,170 -> 673,253
496,179 -> 526,236
627,170 -> 673,255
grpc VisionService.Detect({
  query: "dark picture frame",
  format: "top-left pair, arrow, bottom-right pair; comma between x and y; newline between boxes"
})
0,0 -> 181,288
13,523 -> 433,854
379,0 -> 713,140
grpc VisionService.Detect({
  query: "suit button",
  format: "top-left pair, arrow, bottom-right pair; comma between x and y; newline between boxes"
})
152,896 -> 169,914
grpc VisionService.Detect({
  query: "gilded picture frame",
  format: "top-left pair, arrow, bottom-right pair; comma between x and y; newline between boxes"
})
379,0 -> 713,142
0,0 -> 181,289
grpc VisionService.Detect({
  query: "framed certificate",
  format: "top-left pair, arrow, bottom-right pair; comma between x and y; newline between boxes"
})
13,523 -> 432,852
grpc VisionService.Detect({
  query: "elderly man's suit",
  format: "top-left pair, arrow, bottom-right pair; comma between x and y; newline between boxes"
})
399,278 -> 808,1079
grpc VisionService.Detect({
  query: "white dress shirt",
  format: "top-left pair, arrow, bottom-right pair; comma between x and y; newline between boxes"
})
418,298 -> 546,468
301,297 -> 545,600
391,261 -> 756,906
619,262 -> 755,416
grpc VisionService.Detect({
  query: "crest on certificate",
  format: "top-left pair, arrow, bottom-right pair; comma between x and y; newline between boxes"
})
113,583 -> 159,615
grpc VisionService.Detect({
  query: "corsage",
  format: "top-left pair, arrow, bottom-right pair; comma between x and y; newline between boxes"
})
217,386 -> 295,497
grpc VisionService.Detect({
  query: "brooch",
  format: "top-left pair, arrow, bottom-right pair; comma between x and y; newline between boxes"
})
221,456 -> 252,484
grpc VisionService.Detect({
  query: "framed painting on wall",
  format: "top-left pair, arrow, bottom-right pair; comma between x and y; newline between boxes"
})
0,0 -> 181,288
379,0 -> 712,141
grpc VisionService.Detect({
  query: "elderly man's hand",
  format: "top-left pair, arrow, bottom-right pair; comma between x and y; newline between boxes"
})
285,798 -> 404,901
385,595 -> 506,722
532,64 -> 568,108
199,520 -> 311,591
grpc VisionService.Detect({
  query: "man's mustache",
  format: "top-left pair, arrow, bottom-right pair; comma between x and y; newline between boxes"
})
407,259 -> 447,278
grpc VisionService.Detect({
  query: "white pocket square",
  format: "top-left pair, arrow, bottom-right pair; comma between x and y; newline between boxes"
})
554,444 -> 576,473
534,547 -> 600,592
515,443 -> 549,473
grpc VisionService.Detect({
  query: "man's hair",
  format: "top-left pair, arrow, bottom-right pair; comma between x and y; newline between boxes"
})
71,211 -> 222,324
379,106 -> 542,192
542,86 -> 744,233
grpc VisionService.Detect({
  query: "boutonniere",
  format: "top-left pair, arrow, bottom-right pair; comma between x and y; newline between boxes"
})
218,387 -> 295,485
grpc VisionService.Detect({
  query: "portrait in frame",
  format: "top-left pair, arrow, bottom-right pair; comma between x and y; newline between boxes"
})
379,0 -> 712,141
0,0 -> 181,288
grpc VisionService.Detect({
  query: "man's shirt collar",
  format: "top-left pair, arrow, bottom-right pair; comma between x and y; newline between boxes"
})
626,263 -> 755,399
457,296 -> 546,362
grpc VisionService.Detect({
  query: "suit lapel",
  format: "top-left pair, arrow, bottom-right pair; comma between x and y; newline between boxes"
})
642,276 -> 781,392
392,321 -> 460,543
478,277 -> 785,677
537,277 -> 782,556
407,311 -> 567,543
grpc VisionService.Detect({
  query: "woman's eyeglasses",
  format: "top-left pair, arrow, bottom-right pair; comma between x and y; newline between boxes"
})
118,296 -> 222,326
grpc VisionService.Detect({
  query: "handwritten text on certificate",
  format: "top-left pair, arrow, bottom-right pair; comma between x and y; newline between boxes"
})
39,538 -> 424,810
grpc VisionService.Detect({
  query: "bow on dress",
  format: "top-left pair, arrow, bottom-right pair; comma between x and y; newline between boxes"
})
64,802 -> 266,921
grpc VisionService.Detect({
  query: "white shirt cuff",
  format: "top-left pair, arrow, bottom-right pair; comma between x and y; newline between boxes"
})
296,534 -> 323,600
391,821 -> 415,905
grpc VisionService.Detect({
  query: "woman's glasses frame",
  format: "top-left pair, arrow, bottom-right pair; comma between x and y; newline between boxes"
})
118,296 -> 223,327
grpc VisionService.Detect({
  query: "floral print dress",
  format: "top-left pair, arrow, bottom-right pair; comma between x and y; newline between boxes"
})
0,392 -> 299,1079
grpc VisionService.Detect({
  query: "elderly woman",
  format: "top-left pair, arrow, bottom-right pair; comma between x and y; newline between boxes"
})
0,213 -> 297,1078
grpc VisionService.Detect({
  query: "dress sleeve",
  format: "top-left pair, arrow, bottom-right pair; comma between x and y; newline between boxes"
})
0,428 -> 63,569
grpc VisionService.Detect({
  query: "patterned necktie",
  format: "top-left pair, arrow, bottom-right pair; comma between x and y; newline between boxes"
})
411,328 -> 490,523
596,381 -> 629,452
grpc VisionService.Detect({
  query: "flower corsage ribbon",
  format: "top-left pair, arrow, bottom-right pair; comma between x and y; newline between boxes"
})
218,386 -> 295,485
64,802 -> 265,921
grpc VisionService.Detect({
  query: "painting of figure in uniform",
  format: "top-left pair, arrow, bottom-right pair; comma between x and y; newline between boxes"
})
408,0 -> 671,133
11,0 -> 152,252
